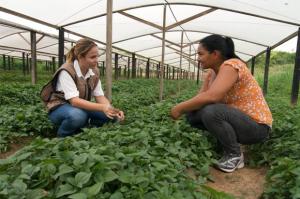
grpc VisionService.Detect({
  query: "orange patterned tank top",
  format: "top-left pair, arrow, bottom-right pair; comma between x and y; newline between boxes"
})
222,58 -> 273,126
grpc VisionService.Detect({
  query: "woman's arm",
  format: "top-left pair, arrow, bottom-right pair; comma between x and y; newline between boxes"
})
95,95 -> 111,105
198,69 -> 216,93
171,64 -> 238,119
69,97 -> 109,112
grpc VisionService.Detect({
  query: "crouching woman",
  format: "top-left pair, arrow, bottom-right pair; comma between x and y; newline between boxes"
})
170,34 -> 272,173
41,38 -> 124,137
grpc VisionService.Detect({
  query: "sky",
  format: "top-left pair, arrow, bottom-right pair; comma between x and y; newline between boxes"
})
274,37 -> 297,52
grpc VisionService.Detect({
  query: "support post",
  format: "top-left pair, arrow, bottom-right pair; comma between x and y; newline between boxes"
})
263,47 -> 271,95
291,28 -> 300,105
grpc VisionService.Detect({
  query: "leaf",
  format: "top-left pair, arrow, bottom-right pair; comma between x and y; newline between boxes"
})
152,162 -> 167,171
73,154 -> 88,166
54,164 -> 74,179
204,150 -> 212,157
86,182 -> 103,196
68,192 -> 87,199
118,170 -> 133,183
16,152 -> 32,163
12,179 -> 27,193
75,172 -> 92,188
109,191 -> 124,199
103,170 -> 119,182
56,184 -> 77,198
26,189 -> 47,199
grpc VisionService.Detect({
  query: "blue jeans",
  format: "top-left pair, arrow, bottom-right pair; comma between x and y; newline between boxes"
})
48,103 -> 112,137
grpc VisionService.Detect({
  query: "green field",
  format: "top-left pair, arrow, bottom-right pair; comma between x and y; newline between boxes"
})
0,53 -> 299,198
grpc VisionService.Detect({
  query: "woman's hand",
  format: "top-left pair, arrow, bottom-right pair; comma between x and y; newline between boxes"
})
101,104 -> 118,119
116,110 -> 125,121
170,106 -> 182,120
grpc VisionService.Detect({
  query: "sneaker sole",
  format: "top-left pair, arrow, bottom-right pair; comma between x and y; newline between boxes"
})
218,161 -> 245,173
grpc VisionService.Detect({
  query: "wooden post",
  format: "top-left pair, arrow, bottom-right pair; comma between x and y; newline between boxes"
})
188,45 -> 191,79
131,53 -> 136,78
146,58 -> 150,79
26,54 -> 29,74
58,27 -> 64,68
30,31 -> 37,85
2,55 -> 5,70
159,4 -> 167,101
105,0 -> 113,101
197,61 -> 200,85
114,53 -> 118,80
7,56 -> 11,70
11,57 -> 14,70
22,52 -> 26,75
291,28 -> 300,105
251,56 -> 255,75
52,57 -> 56,73
127,57 -> 130,79
263,47 -> 271,95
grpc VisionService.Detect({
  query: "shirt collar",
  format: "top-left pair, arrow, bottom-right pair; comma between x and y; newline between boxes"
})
74,60 -> 95,79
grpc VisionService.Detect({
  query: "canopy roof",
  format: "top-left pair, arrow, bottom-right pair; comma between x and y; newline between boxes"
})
0,0 -> 299,70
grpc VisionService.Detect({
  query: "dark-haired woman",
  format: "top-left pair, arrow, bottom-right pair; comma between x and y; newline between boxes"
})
42,38 -> 124,137
170,34 -> 272,172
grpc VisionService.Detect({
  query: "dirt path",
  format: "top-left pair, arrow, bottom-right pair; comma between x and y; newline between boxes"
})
0,137 -> 33,159
186,165 -> 267,199
207,166 -> 267,199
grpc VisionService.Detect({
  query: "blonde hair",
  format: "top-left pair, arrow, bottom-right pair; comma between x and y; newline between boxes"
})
66,38 -> 97,63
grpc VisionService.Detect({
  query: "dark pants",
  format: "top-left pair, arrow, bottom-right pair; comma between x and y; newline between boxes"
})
186,104 -> 270,155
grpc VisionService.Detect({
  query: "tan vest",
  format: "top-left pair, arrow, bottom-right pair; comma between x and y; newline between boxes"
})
40,62 -> 100,112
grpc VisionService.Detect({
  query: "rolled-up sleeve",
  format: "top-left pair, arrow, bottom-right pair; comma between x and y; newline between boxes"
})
93,80 -> 104,96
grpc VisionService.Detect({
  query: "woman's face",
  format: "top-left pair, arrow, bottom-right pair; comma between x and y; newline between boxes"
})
197,43 -> 215,69
80,46 -> 99,69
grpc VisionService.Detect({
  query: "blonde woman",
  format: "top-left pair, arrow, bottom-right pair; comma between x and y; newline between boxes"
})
42,38 -> 124,137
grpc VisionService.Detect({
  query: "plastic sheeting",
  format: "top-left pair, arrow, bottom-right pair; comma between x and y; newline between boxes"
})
0,0 -> 299,71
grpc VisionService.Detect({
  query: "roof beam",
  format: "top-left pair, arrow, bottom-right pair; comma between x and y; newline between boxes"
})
18,33 -> 30,46
36,35 -> 45,44
165,8 -> 217,30
118,11 -> 162,30
0,45 -> 58,57
0,7 -> 58,29
0,30 -> 26,40
182,30 -> 269,48
151,34 -> 181,48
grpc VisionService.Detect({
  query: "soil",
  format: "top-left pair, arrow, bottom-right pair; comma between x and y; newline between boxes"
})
186,165 -> 267,199
0,137 -> 33,159
207,166 -> 267,199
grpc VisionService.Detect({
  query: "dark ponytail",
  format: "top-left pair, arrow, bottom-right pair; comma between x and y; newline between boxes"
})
200,34 -> 240,60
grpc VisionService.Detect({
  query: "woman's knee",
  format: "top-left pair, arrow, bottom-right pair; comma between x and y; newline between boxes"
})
65,108 -> 88,127
200,104 -> 227,123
